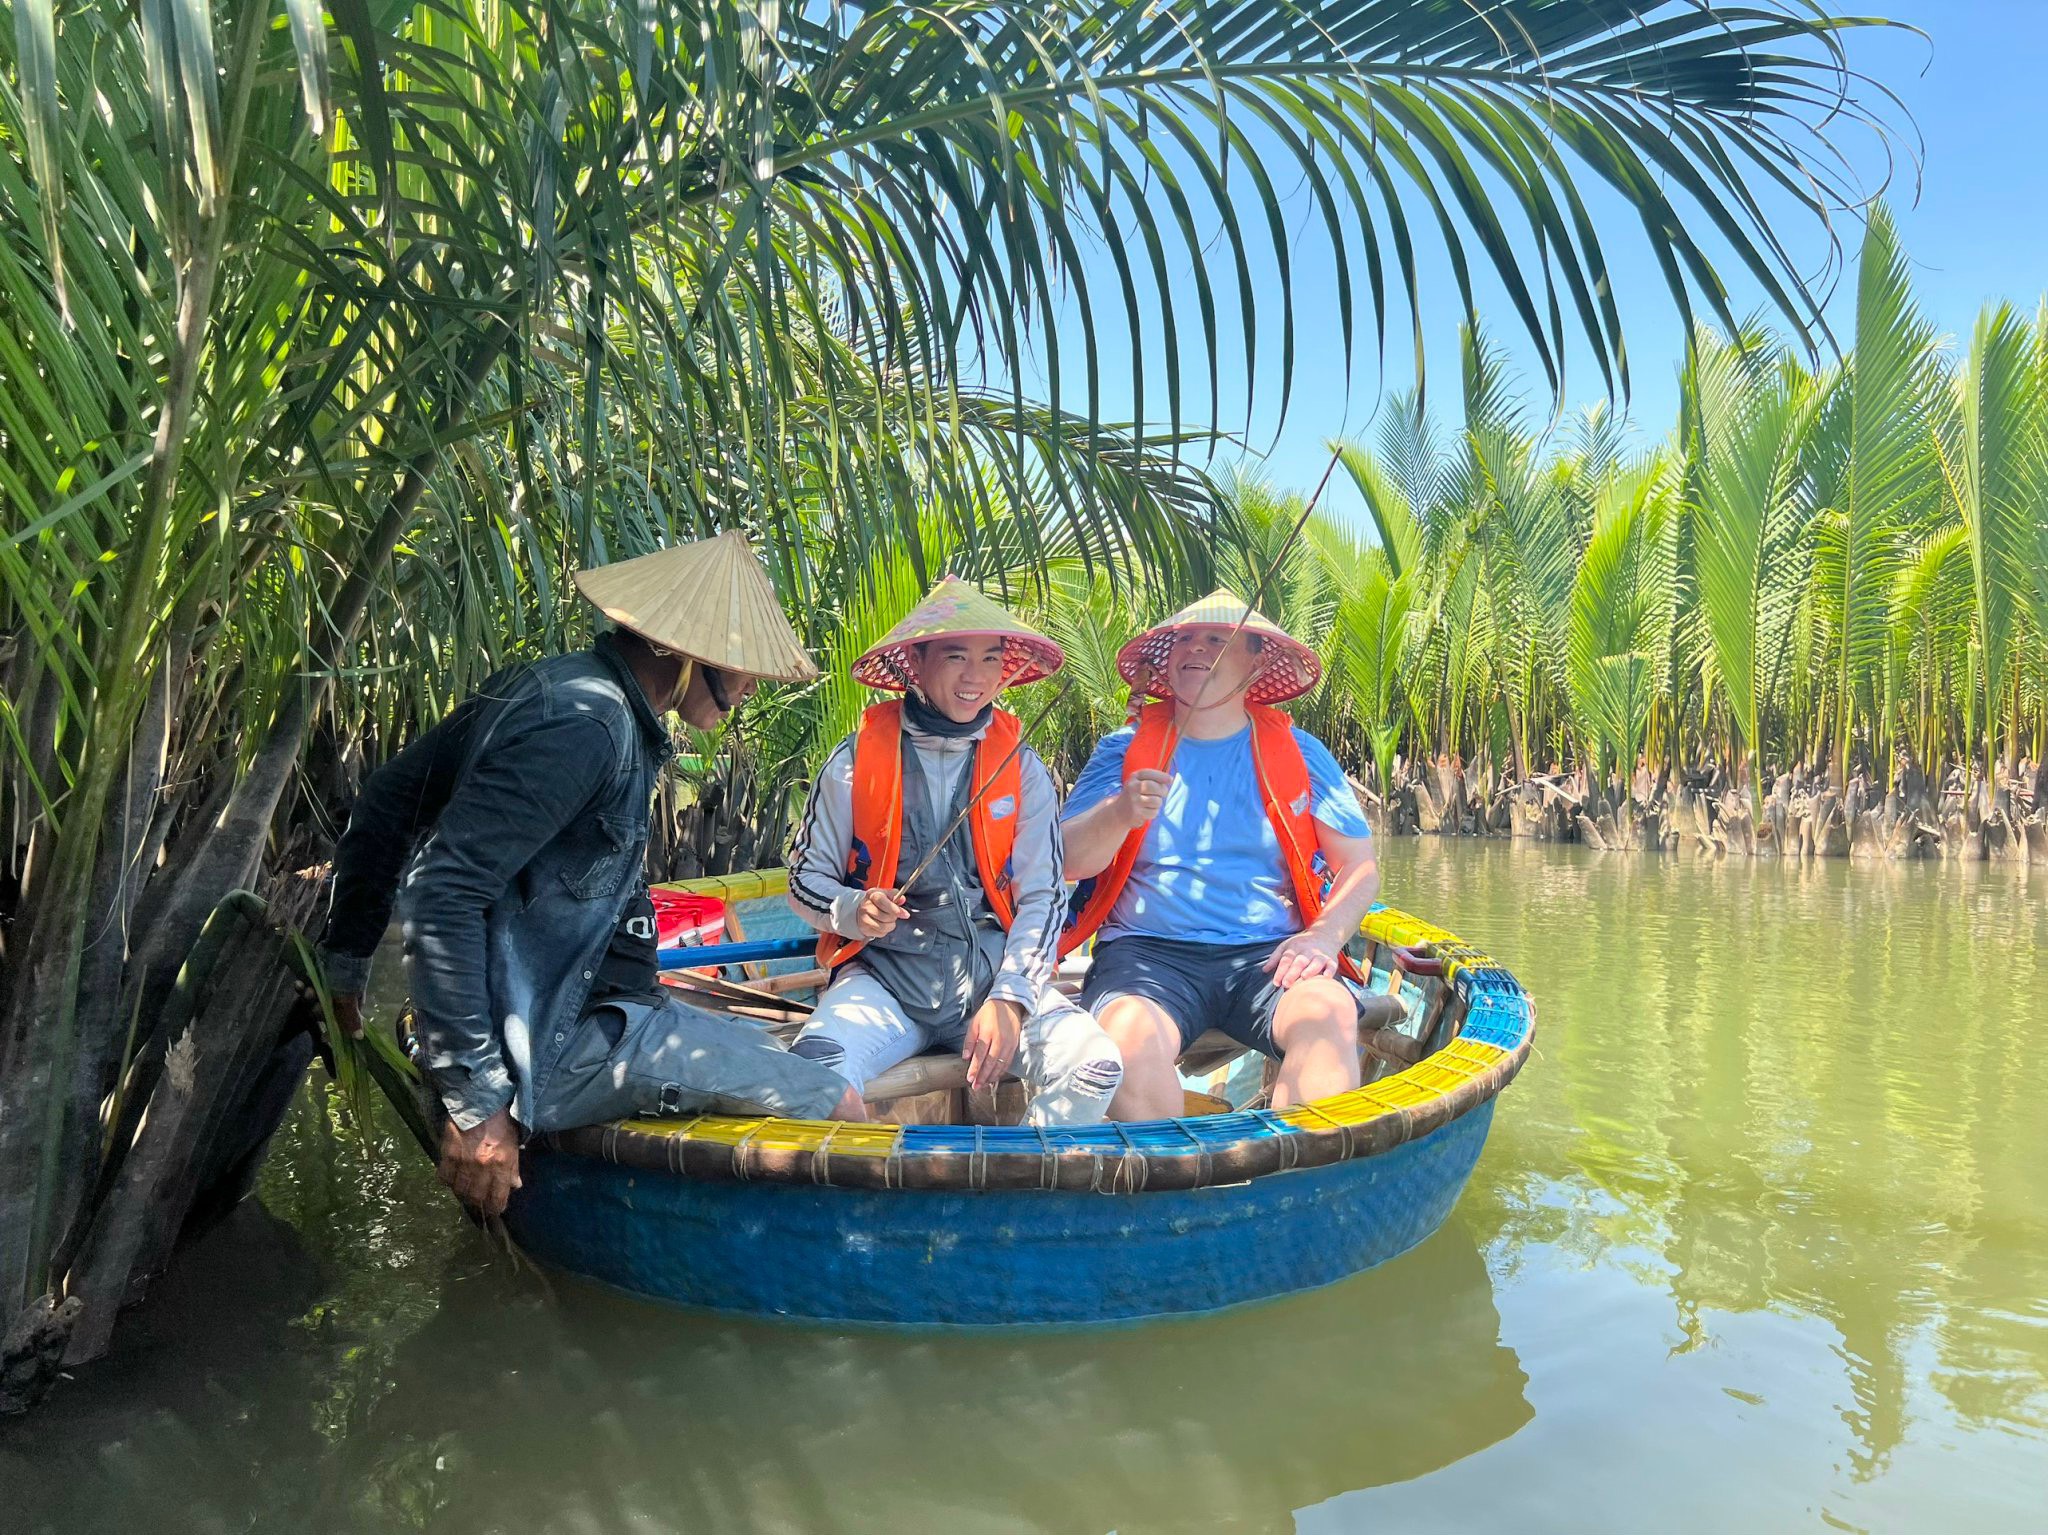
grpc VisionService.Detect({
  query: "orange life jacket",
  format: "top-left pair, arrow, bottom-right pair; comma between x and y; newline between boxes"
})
816,700 -> 1022,970
1060,701 -> 1359,976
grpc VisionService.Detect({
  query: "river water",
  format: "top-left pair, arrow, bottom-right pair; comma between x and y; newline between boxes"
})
6,841 -> 2045,1532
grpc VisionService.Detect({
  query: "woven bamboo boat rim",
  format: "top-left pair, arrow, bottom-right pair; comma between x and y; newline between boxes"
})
542,872 -> 1534,1194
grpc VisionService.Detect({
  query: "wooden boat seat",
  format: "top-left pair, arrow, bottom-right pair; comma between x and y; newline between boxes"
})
863,1050 -> 981,1104
861,990 -> 1421,1109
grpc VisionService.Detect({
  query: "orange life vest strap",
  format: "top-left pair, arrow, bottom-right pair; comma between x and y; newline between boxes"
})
969,710 -> 1022,933
818,702 -> 1022,970
1060,703 -> 1360,978
1058,703 -> 1176,957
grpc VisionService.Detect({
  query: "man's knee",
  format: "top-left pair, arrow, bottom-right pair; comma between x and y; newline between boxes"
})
1273,980 -> 1356,1043
789,1032 -> 849,1075
1096,996 -> 1180,1059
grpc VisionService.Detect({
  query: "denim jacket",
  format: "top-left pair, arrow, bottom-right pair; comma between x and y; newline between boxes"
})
319,635 -> 671,1131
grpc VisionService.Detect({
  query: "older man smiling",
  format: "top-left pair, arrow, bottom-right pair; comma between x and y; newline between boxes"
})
1060,591 -> 1381,1120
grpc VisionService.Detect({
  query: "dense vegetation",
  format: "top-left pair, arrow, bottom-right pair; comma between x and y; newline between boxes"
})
1,1 -> 1893,1399
1323,211 -> 2048,821
768,207 -> 2047,841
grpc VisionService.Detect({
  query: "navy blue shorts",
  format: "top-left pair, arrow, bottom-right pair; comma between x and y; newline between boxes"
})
1079,935 -> 1370,1058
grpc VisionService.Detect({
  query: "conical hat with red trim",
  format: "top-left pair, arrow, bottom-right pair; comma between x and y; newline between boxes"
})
1115,589 -> 1321,705
852,576 -> 1064,691
574,531 -> 818,681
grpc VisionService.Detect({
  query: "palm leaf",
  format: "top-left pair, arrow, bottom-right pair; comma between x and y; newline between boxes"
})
1567,462 -> 1674,779
1805,202 -> 1942,783
8,0 -> 64,318
1938,303 -> 2046,775
1331,549 -> 1417,800
1690,332 -> 1821,810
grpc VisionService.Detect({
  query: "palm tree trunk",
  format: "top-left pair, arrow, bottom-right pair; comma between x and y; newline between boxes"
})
0,212 -> 229,1341
0,297 -> 511,1377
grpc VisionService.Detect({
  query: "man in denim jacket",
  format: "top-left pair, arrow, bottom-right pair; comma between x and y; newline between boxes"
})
318,534 -> 860,1215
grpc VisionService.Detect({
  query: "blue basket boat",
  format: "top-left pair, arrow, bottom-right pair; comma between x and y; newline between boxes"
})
504,869 -> 1535,1326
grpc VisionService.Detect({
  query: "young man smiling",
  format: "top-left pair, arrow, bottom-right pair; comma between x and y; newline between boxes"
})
786,578 -> 1121,1124
1061,591 -> 1380,1120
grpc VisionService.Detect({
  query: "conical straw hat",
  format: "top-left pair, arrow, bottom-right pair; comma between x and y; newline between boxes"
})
1116,588 -> 1321,705
852,576 -> 1064,691
573,531 -> 818,682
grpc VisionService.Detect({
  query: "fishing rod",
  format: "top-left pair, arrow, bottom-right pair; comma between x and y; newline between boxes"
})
1169,442 -> 1347,733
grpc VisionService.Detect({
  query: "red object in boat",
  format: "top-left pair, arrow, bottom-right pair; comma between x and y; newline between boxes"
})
651,888 -> 726,949
1392,945 -> 1443,978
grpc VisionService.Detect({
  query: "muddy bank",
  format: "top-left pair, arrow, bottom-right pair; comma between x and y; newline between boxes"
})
1362,757 -> 2048,864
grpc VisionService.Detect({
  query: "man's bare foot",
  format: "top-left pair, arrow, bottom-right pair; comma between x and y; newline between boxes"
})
828,1085 -> 870,1122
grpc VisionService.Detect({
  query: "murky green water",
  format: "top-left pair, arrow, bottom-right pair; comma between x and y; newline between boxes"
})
6,841 -> 2045,1533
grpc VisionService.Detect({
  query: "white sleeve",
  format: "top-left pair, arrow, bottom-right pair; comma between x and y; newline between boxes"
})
785,738 -> 867,940
988,751 -> 1065,1009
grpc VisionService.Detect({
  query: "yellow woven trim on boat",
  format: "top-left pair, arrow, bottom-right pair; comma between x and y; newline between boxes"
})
616,1114 -> 712,1140
814,1123 -> 904,1157
1360,1076 -> 1441,1109
1360,908 -> 1454,949
1436,1038 -> 1507,1070
614,1114 -> 900,1157
1276,1078 -> 1422,1127
1402,1053 -> 1492,1094
1272,1038 -> 1504,1130
729,1118 -> 900,1156
1271,1099 -> 1349,1130
653,868 -> 791,902
632,1113 -> 768,1146
717,867 -> 788,902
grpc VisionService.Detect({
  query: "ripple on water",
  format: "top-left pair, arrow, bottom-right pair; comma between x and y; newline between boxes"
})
3,840 -> 2044,1533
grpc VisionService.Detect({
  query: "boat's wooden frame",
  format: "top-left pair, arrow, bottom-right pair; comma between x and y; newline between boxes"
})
531,870 -> 1533,1194
503,868 -> 1534,1324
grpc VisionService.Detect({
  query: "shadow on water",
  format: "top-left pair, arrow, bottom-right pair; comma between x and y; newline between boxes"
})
4,1075 -> 1529,1535
10,840 -> 2047,1532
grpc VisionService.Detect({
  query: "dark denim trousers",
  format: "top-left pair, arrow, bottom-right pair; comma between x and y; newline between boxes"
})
533,990 -> 847,1130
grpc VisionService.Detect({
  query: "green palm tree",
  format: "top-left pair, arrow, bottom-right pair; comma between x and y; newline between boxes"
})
1889,521 -> 1974,776
1937,304 -> 2048,784
1566,460 -> 1677,786
1268,255 -> 2041,830
2031,307 -> 2048,660
1806,203 -> 1943,786
1330,546 -> 1419,805
0,0 -> 1907,1387
1468,419 -> 1581,777
1024,561 -> 1162,763
1688,333 -> 1823,816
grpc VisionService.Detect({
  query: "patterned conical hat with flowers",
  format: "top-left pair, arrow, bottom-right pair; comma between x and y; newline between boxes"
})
1115,588 -> 1322,705
852,576 -> 1065,691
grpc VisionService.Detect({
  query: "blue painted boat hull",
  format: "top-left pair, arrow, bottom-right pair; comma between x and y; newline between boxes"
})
506,1100 -> 1493,1325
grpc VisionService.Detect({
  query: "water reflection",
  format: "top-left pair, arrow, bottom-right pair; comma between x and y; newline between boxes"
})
7,1078 -> 1528,1535
351,1220 -> 1527,1535
9,841 -> 2046,1532
1393,839 -> 2048,1488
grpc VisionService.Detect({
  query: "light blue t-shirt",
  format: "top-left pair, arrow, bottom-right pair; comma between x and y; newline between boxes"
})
1062,722 -> 1371,945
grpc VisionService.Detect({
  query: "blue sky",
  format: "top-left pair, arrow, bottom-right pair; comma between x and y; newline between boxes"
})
1024,1 -> 2048,532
